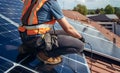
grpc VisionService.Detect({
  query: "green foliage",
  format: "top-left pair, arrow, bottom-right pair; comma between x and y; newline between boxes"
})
73,4 -> 119,17
114,7 -> 120,18
89,11 -> 95,14
100,8 -> 105,14
73,4 -> 88,15
94,8 -> 105,14
95,8 -> 100,14
114,7 -> 120,17
104,4 -> 115,14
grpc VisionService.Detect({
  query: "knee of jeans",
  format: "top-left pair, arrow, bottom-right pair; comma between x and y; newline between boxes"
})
78,42 -> 84,52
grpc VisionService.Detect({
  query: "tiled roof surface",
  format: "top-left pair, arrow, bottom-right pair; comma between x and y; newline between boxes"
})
85,51 -> 120,73
63,10 -> 120,48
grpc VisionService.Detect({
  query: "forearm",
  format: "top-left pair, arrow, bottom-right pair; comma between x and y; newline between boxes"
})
57,17 -> 82,39
66,26 -> 82,38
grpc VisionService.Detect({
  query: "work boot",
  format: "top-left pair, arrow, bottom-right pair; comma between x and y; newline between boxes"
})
37,51 -> 62,64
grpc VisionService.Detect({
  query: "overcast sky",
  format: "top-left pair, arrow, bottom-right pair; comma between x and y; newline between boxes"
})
58,0 -> 120,9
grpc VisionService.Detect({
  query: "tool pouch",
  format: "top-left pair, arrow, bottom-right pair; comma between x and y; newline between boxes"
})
44,33 -> 59,51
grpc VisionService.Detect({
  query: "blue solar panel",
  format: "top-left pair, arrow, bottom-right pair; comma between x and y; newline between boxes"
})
0,0 -> 91,73
0,0 -> 22,24
66,18 -> 120,62
0,57 -> 13,73
0,17 -> 21,61
0,56 -> 38,73
29,54 -> 90,73
8,66 -> 34,73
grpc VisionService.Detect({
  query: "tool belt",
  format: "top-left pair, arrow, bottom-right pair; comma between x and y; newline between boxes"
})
18,24 -> 59,52
18,24 -> 51,35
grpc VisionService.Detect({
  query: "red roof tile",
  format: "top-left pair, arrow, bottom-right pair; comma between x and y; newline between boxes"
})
84,51 -> 120,73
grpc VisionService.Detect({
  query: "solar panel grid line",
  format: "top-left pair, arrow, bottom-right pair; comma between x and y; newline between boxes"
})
79,30 -> 112,43
84,48 -> 120,62
0,29 -> 18,37
66,18 -> 110,39
62,55 -> 90,73
82,54 -> 91,73
10,37 -> 21,42
0,25 -> 17,31
0,56 -> 39,73
5,65 -> 39,73
0,64 -> 9,72
0,14 -> 19,27
4,65 -> 16,73
0,69 -> 4,73
62,56 -> 87,66
59,60 -> 65,73
66,17 -> 95,29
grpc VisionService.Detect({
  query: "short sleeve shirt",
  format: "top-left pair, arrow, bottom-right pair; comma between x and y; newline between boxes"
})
37,0 -> 64,24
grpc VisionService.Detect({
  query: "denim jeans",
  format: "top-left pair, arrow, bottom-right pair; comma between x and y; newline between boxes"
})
46,30 -> 84,57
17,30 -> 84,63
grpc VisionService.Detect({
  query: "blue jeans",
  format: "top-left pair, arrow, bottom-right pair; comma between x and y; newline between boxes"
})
17,30 -> 84,62
46,30 -> 84,57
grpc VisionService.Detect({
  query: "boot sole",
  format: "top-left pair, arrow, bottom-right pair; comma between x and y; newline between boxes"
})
37,55 -> 62,65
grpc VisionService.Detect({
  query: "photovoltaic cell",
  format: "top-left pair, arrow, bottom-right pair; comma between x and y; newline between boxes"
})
0,0 -> 22,24
8,66 -> 34,73
0,57 -> 13,73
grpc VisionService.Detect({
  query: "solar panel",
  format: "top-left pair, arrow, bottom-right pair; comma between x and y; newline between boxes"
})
0,56 -> 13,73
0,0 -> 90,73
0,56 -> 38,73
29,54 -> 90,73
66,18 -> 120,62
0,17 -> 21,60
8,66 -> 34,73
0,0 -> 22,24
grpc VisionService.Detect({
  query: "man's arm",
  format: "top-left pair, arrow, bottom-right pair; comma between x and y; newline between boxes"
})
57,17 -> 82,39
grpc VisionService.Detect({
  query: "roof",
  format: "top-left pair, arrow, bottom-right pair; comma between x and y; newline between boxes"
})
87,14 -> 119,22
88,14 -> 112,22
85,51 -> 120,73
63,10 -> 120,48
106,14 -> 119,20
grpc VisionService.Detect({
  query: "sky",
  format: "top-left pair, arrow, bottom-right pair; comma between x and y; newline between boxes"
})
58,0 -> 120,10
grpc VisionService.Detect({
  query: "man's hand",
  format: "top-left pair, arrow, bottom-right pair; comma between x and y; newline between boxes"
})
79,37 -> 85,43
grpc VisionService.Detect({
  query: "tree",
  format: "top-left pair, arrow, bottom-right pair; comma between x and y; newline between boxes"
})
73,4 -> 88,15
104,4 -> 115,14
100,8 -> 105,14
89,10 -> 95,14
95,8 -> 100,14
114,7 -> 120,18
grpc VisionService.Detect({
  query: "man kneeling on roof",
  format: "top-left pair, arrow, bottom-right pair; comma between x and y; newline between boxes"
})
17,0 -> 85,64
